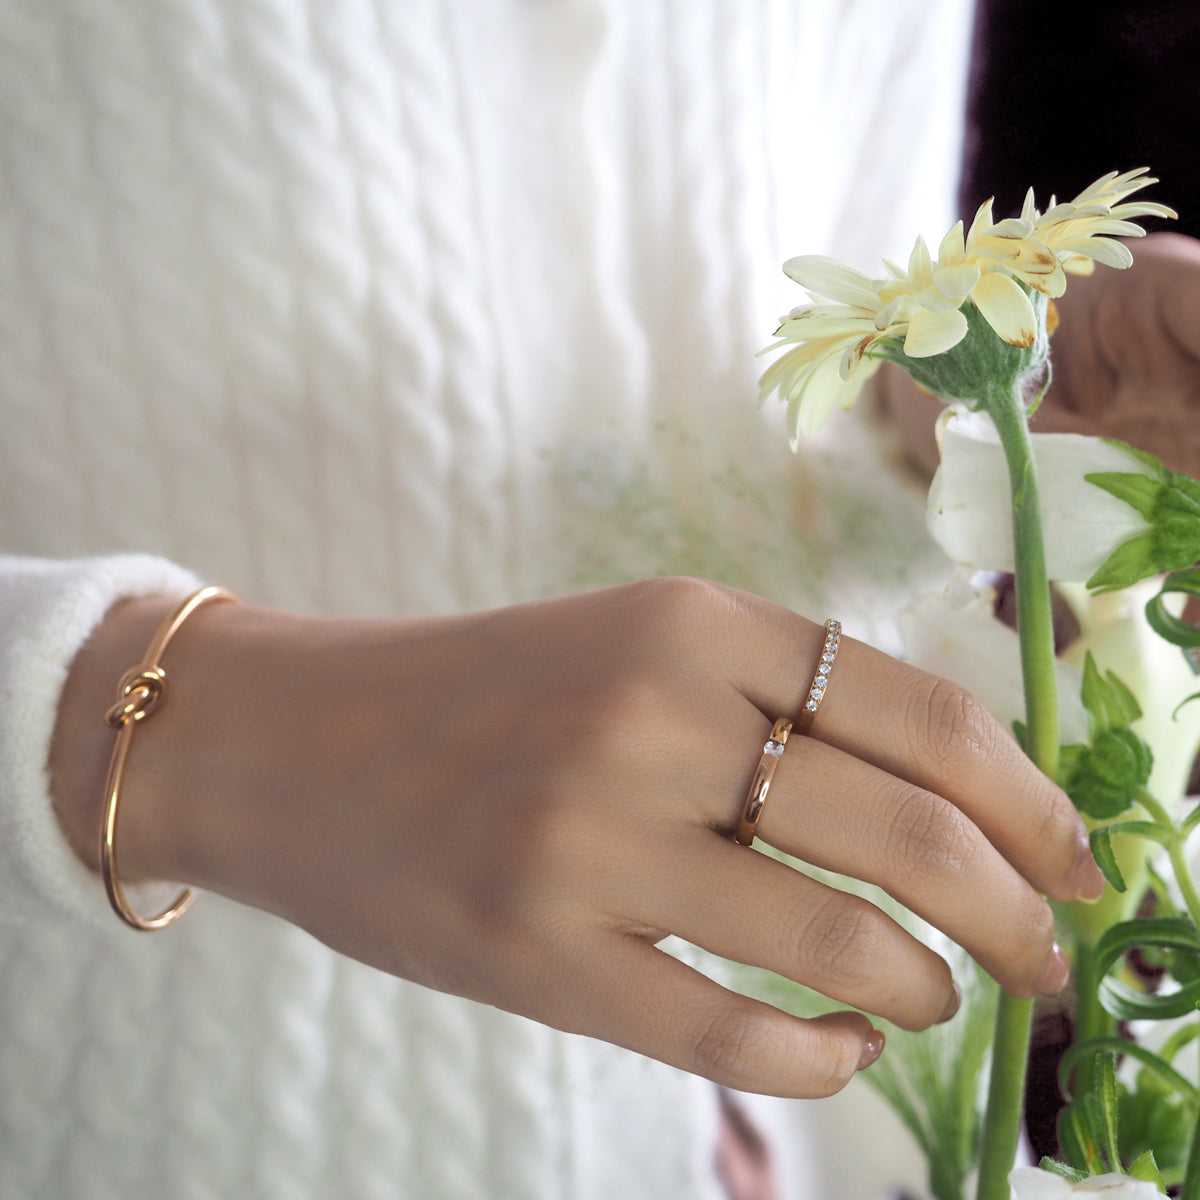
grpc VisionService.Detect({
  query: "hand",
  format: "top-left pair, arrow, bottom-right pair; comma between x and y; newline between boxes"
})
52,578 -> 1103,1098
876,232 -> 1200,479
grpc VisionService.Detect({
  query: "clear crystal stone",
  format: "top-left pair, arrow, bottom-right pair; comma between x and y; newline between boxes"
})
764,739 -> 785,757
805,699 -> 819,712
818,663 -> 831,676
813,676 -> 827,689
821,652 -> 834,663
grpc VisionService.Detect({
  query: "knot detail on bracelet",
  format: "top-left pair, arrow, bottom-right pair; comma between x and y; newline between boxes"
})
100,585 -> 240,931
104,666 -> 167,728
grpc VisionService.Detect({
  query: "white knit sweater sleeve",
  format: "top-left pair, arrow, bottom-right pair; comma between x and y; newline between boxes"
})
0,554 -> 200,926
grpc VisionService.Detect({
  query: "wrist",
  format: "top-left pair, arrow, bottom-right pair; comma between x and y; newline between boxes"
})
50,594 -> 180,875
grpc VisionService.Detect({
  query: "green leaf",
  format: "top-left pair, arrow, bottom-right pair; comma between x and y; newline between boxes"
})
1064,728 -> 1154,820
1059,1036 -> 1199,1105
1094,1052 -> 1122,1171
1057,1101 -> 1105,1174
1089,826 -> 1127,892
1095,916 -> 1200,1021
1127,1150 -> 1168,1191
1145,568 -> 1200,649
1184,800 -> 1200,838
1037,1158 -> 1088,1184
1080,652 -> 1143,732
1086,470 -> 1164,520
1087,531 -> 1161,593
1012,719 -> 1029,756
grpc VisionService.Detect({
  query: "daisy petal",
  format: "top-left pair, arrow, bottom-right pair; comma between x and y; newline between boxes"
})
903,306 -> 969,357
782,256 -> 881,307
971,271 -> 1037,347
934,261 -> 981,302
1058,237 -> 1135,269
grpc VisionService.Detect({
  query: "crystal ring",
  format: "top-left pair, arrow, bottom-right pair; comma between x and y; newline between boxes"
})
795,619 -> 842,736
735,717 -> 793,847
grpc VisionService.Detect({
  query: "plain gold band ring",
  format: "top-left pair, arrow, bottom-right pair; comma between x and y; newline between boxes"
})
735,717 -> 793,847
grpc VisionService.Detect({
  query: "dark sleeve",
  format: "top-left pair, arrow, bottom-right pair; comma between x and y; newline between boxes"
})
959,1 -> 1200,236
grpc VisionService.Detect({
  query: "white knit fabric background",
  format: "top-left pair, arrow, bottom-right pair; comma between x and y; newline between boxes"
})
0,2 -> 972,1196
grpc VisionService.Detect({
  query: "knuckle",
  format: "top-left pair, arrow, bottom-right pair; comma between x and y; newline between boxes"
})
795,895 -> 885,992
621,576 -> 737,647
881,785 -> 978,884
691,1006 -> 768,1086
906,676 -> 999,775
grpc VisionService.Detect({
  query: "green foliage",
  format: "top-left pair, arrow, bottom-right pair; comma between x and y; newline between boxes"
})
1086,447 -> 1200,592
1120,1074 -> 1196,1184
1088,826 -> 1127,893
1145,567 -> 1200,649
1058,654 -> 1154,820
1094,916 -> 1200,1022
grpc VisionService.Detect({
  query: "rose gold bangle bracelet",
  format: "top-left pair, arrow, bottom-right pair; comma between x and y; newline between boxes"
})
100,585 -> 239,931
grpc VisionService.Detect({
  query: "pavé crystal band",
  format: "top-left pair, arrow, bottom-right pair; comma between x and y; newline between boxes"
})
795,619 -> 841,736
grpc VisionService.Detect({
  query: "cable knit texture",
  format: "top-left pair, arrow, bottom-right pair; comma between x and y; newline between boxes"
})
0,2 -> 972,1196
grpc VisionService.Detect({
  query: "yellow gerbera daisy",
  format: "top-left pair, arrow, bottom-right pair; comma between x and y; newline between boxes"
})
760,169 -> 1175,440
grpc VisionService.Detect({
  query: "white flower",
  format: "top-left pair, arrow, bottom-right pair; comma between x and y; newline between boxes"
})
897,576 -> 1087,744
926,408 -> 1154,581
1058,580 -> 1200,809
1009,1167 -> 1162,1199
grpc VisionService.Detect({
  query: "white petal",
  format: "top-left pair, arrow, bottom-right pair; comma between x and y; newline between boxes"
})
1019,187 -> 1039,223
989,216 -> 1035,238
1055,237 -> 1135,269
1076,1175 -> 1167,1199
971,271 -> 1037,346
907,235 -> 934,284
1059,580 -> 1200,806
786,346 -> 856,443
938,220 -> 965,264
927,409 -> 1154,581
782,255 -> 881,308
902,306 -> 968,357
967,196 -> 995,243
933,261 -> 980,302
1008,1166 -> 1075,1200
774,314 -> 878,342
899,582 -> 1086,744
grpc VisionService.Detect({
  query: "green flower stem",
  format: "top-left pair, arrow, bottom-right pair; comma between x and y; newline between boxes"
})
1182,1119 -> 1200,1200
1065,938 -> 1113,1105
975,383 -> 1061,1200
977,993 -> 1035,1200
1135,787 -> 1200,931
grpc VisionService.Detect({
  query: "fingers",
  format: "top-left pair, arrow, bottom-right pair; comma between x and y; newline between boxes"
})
644,829 -> 957,1029
554,931 -> 881,1098
719,608 -> 1101,909
751,738 -> 1062,999
810,644 -> 1103,905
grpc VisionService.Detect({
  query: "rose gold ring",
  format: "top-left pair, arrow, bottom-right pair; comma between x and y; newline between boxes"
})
734,718 -> 793,847
794,619 -> 842,736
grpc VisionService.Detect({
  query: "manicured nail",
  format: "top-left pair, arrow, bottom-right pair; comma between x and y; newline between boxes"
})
1034,942 -> 1070,997
858,1029 -> 886,1070
1068,836 -> 1107,902
938,982 -> 962,1024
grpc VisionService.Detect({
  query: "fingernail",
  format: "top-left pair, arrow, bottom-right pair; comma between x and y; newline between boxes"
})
1034,942 -> 1070,997
938,982 -> 962,1024
1068,836 -> 1107,902
857,1029 -> 885,1070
